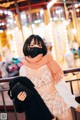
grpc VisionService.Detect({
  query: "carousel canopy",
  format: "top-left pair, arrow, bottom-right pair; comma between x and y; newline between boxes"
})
0,0 -> 49,30
0,0 -> 79,12
0,0 -> 49,12
0,0 -> 79,31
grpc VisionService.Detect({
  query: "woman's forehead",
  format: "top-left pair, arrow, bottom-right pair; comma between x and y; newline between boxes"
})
30,38 -> 41,44
30,39 -> 34,44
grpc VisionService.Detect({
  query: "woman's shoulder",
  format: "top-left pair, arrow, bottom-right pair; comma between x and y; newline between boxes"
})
46,52 -> 53,60
19,65 -> 27,76
20,65 -> 26,70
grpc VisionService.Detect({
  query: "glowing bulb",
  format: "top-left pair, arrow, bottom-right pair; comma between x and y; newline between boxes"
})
72,29 -> 77,34
75,4 -> 78,8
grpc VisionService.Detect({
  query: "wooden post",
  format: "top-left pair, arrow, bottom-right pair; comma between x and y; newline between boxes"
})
44,9 -> 49,25
71,0 -> 78,42
63,0 -> 68,21
27,0 -> 33,34
15,0 -> 24,41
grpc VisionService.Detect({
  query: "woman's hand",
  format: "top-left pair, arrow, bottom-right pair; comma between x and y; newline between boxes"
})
76,105 -> 80,112
17,91 -> 27,101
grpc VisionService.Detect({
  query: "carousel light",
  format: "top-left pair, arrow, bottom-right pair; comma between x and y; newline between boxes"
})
36,13 -> 39,16
7,19 -> 13,24
7,24 -> 10,27
75,4 -> 78,8
66,11 -> 69,14
61,17 -> 65,20
4,10 -> 12,15
23,26 -> 27,29
60,9 -> 63,13
34,19 -> 41,23
76,9 -> 79,12
50,18 -> 53,21
7,30 -> 11,34
1,23 -> 5,26
8,28 -> 19,57
47,0 -> 57,9
68,19 -> 71,22
21,13 -> 26,19
69,10 -> 72,13
7,11 -> 12,16
40,23 -> 44,26
0,23 -> 5,26
40,9 -> 44,15
0,30 -> 3,33
4,10 -> 8,14
0,10 -> 3,14
56,10 -> 60,14
53,17 -> 58,21
63,23 -> 69,51
48,23 -> 56,59
15,27 -> 18,31
72,29 -> 77,34
32,24 -> 35,28
63,20 -> 70,25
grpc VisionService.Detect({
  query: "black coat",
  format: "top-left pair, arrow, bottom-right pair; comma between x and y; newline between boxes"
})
8,76 -> 53,120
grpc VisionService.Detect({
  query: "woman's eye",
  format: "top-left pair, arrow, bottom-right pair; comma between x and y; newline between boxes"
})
30,45 -> 34,46
39,43 -> 42,46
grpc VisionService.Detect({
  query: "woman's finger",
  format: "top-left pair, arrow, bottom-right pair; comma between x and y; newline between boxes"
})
22,92 -> 27,96
18,92 -> 23,96
18,91 -> 25,97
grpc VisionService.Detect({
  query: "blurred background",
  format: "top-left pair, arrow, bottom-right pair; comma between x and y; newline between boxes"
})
0,0 -> 80,76
0,0 -> 80,75
0,1 -> 80,120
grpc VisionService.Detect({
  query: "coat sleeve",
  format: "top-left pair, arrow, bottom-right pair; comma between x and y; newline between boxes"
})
55,79 -> 79,108
19,65 -> 27,76
13,98 -> 26,113
48,54 -> 79,108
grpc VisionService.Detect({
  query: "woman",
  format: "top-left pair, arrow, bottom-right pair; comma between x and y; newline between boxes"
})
18,35 -> 80,120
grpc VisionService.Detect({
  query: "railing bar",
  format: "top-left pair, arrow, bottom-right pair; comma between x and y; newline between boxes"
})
0,67 -> 80,120
13,100 -> 18,120
0,91 -> 9,120
1,91 -> 7,112
0,88 -> 9,92
0,85 -> 8,120
0,85 -> 7,113
70,81 -> 74,94
77,80 -> 80,94
0,67 -> 80,83
0,78 -> 80,83
0,76 -> 19,83
63,68 -> 80,74
66,79 -> 80,82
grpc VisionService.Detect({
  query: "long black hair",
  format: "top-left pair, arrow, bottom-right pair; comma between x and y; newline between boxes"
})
23,34 -> 47,56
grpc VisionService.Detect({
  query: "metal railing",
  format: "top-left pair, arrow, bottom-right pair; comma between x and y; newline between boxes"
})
0,68 -> 80,120
0,77 -> 18,120
63,68 -> 80,95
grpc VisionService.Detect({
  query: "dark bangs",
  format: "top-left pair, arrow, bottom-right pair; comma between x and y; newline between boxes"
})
23,34 -> 47,56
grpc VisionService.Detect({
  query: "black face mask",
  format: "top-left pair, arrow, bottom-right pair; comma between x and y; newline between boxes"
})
28,47 -> 43,58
